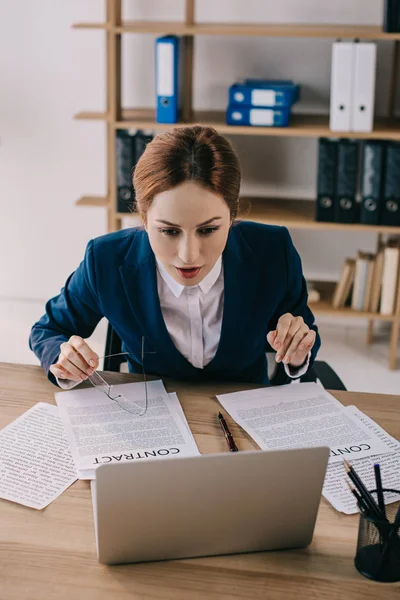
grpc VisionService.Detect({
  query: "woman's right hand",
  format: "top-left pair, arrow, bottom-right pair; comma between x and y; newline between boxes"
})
49,335 -> 99,382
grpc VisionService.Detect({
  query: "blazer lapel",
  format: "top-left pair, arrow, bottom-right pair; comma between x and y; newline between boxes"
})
207,224 -> 259,366
119,230 -> 191,370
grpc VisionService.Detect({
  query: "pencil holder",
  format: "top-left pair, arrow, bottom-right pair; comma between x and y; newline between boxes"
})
354,489 -> 400,582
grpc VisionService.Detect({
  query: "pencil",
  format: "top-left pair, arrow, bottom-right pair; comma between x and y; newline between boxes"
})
343,459 -> 385,521
374,463 -> 386,519
345,480 -> 368,513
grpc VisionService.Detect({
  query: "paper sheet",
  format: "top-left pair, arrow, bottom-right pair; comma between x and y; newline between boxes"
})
76,392 -> 198,479
55,380 -> 199,478
217,383 -> 393,463
0,403 -> 78,510
322,406 -> 400,514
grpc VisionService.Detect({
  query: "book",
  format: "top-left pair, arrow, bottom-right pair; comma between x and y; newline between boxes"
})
380,242 -> 400,315
351,252 -> 372,311
306,281 -> 321,304
369,247 -> 385,313
332,258 -> 356,309
363,255 -> 376,312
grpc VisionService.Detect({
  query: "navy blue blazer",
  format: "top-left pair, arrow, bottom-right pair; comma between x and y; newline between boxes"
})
29,221 -> 320,387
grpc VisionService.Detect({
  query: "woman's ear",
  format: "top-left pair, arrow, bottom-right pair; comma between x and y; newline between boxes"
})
140,214 -> 147,231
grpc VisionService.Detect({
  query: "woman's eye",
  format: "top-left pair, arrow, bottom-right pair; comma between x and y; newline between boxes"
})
160,228 -> 180,236
198,227 -> 219,236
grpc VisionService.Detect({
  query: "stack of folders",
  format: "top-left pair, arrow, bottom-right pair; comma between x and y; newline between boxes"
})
116,130 -> 154,213
316,139 -> 400,227
332,240 -> 400,315
226,79 -> 300,127
330,41 -> 376,133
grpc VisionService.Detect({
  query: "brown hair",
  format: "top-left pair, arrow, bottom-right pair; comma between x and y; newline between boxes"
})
133,125 -> 241,220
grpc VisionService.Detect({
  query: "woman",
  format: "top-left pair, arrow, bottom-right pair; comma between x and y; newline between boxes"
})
30,125 -> 320,388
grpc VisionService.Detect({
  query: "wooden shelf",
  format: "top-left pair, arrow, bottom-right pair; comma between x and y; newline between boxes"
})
73,21 -> 400,40
98,109 -> 400,140
245,197 -> 400,233
76,196 -> 108,207
72,22 -> 107,30
111,197 -> 400,234
73,106 -> 400,141
309,282 -> 396,321
74,111 -> 108,121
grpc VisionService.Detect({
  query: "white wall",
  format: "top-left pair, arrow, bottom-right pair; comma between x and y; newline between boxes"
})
0,0 -> 396,304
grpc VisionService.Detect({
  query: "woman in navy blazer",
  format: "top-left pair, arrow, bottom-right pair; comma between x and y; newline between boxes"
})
30,125 -> 320,387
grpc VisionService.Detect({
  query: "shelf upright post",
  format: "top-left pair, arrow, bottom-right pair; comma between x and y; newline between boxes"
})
388,41 -> 400,117
366,232 -> 384,345
182,0 -> 195,123
387,40 -> 400,368
106,0 -> 122,232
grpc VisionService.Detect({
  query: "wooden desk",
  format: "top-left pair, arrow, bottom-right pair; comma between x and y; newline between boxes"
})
1,362 -> 399,600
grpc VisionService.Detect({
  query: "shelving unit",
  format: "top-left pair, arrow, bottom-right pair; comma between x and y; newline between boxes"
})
73,0 -> 400,369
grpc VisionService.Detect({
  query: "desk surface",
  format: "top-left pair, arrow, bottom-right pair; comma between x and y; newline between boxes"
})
1,362 -> 399,600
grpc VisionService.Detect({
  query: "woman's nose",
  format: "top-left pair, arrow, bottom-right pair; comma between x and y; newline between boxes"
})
178,236 -> 200,265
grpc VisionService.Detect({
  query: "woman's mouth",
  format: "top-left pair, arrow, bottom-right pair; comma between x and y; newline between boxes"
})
175,266 -> 202,279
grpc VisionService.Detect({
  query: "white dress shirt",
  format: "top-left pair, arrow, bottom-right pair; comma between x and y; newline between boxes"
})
57,257 -> 310,389
156,258 -> 310,379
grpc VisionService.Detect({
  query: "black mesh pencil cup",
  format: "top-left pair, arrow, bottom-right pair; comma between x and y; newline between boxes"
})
354,489 -> 400,582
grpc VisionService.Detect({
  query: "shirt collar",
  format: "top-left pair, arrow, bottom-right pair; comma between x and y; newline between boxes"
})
156,257 -> 223,298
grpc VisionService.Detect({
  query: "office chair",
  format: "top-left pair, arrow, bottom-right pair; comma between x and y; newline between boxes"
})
103,322 -> 347,391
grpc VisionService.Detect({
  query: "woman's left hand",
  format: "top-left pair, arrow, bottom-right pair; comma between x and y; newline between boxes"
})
267,313 -> 316,368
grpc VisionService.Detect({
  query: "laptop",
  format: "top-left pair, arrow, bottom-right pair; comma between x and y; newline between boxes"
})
91,446 -> 329,565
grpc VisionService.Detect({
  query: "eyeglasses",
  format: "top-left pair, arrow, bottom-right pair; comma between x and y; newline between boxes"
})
88,337 -> 154,416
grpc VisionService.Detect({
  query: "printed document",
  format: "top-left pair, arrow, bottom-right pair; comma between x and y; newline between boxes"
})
0,403 -> 78,509
323,406 -> 400,514
55,380 -> 199,478
217,383 -> 393,463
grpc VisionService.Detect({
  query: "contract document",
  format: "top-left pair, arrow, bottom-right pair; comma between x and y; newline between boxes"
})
216,383 -> 393,463
323,406 -> 400,514
55,380 -> 199,479
0,403 -> 78,509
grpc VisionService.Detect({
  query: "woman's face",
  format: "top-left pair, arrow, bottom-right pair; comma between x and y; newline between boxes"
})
145,181 -> 232,286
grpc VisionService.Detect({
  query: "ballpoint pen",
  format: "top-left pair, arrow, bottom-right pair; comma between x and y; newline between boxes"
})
218,412 -> 238,452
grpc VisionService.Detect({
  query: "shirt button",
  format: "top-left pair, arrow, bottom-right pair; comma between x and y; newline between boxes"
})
194,320 -> 201,325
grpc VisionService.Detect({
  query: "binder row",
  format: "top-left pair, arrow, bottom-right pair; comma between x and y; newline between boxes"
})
316,139 -> 400,227
383,0 -> 400,32
116,130 -> 154,213
330,41 -> 376,133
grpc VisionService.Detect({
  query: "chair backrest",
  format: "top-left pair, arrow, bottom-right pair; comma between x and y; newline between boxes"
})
104,323 -> 124,372
304,360 -> 346,390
